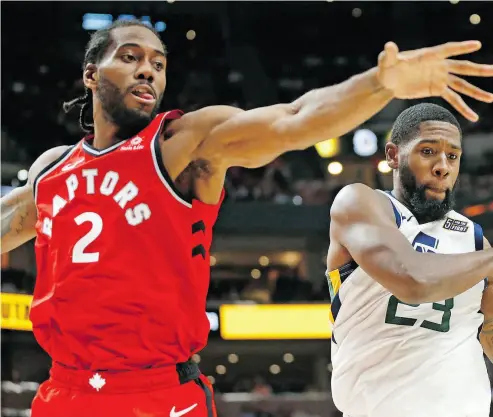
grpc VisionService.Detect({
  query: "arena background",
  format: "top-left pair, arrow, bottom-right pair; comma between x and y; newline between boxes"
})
1,1 -> 493,416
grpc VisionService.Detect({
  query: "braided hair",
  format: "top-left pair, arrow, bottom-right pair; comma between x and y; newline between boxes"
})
63,19 -> 165,133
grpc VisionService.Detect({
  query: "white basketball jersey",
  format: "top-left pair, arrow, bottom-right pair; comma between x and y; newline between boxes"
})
328,191 -> 490,417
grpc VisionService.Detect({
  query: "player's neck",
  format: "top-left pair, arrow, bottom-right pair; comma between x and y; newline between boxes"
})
390,186 -> 412,211
92,111 -> 121,150
390,185 -> 416,217
391,173 -> 414,211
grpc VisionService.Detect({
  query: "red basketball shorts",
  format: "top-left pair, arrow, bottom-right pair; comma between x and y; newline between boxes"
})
31,361 -> 217,417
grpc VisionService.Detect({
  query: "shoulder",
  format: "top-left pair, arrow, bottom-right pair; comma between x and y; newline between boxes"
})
161,106 -> 244,152
330,183 -> 392,221
157,106 -> 245,186
28,145 -> 72,184
178,106 -> 244,130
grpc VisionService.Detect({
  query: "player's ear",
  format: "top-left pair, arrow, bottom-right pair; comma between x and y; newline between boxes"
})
83,64 -> 99,90
385,142 -> 399,170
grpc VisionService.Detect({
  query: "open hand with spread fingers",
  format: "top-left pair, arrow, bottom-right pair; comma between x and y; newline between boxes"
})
377,41 -> 493,122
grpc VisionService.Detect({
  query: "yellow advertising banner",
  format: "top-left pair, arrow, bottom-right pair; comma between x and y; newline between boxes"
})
220,304 -> 332,340
1,294 -> 334,340
1,293 -> 33,331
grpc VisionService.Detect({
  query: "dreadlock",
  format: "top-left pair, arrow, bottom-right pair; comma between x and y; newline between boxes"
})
63,19 -> 166,133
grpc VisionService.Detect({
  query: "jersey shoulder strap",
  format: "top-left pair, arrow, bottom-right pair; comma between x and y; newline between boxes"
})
33,145 -> 79,200
148,110 -> 192,208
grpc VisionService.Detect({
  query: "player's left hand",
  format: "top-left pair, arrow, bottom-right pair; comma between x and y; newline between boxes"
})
377,40 -> 493,122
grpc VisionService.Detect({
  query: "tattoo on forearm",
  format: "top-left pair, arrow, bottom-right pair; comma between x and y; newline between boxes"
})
1,196 -> 31,238
1,200 -> 15,237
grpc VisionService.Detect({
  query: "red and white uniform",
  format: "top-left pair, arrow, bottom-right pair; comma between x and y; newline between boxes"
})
32,111 -> 223,372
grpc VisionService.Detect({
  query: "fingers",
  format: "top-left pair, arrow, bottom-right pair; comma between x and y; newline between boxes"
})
385,42 -> 399,58
447,59 -> 493,77
442,88 -> 479,122
430,41 -> 482,58
448,75 -> 493,103
378,42 -> 399,67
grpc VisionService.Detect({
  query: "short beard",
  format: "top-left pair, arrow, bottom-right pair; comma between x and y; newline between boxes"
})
96,76 -> 162,140
399,163 -> 457,224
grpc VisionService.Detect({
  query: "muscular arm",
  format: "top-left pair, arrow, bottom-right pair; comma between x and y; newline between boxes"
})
480,237 -> 493,362
329,184 -> 493,304
0,146 -> 69,254
195,67 -> 391,169
162,68 -> 391,203
161,41 -> 492,203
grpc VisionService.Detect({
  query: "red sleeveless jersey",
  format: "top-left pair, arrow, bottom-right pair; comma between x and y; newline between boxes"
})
32,111 -> 224,371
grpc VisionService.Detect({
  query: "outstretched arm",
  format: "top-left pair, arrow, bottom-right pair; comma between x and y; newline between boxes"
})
329,184 -> 493,304
162,68 -> 391,203
480,237 -> 493,363
195,67 -> 392,170
160,40 -> 493,203
194,41 -> 493,170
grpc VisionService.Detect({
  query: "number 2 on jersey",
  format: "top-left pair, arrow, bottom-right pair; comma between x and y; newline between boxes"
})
385,296 -> 454,333
72,212 -> 103,263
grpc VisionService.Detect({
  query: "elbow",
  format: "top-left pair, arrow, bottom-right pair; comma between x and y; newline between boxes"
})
388,265 -> 429,305
271,103 -> 317,152
395,279 -> 427,305
391,253 -> 430,304
364,247 -> 429,304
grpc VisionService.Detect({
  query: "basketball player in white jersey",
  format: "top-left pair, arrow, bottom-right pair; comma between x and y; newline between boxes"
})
326,103 -> 493,417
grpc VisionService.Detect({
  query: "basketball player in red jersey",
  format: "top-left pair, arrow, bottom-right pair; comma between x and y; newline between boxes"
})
1,19 -> 493,417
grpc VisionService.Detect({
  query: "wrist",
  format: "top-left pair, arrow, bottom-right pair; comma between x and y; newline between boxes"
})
368,67 -> 395,99
369,65 -> 395,100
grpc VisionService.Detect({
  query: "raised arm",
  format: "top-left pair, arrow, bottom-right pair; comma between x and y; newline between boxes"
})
194,68 -> 391,170
193,41 -> 493,170
160,70 -> 390,203
160,40 -> 493,203
1,146 -> 69,253
329,183 -> 493,304
480,237 -> 493,362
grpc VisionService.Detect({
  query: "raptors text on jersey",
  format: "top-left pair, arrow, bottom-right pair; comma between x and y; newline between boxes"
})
31,111 -> 224,371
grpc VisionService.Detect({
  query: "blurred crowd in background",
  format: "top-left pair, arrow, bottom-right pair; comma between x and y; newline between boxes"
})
1,2 -> 493,416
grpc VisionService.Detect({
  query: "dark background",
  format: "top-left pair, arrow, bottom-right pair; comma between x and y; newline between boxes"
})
2,2 -> 493,416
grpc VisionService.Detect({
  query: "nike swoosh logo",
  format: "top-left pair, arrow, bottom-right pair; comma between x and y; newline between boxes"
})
170,403 -> 198,417
61,158 -> 85,172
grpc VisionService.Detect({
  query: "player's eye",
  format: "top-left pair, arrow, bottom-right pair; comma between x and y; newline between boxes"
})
448,153 -> 458,160
421,148 -> 434,155
153,61 -> 164,71
121,54 -> 136,63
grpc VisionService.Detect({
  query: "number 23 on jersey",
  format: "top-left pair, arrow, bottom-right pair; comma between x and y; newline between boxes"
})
385,231 -> 454,333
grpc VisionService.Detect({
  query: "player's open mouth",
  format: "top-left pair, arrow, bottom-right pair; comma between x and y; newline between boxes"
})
131,87 -> 156,105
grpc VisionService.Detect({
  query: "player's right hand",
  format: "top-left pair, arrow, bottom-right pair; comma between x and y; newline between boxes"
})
376,40 -> 493,122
